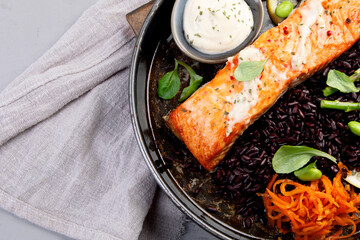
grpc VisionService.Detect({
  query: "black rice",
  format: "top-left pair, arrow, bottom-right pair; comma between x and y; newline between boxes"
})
211,40 -> 360,227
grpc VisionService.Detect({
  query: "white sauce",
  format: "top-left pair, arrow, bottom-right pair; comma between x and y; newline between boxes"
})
271,64 -> 287,83
316,13 -> 327,44
291,0 -> 325,70
225,46 -> 265,136
183,0 -> 254,54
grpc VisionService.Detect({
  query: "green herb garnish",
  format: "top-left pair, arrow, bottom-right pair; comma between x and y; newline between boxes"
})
325,69 -> 360,95
272,145 -> 336,174
157,60 -> 203,101
177,60 -> 203,102
157,60 -> 180,99
323,68 -> 360,96
234,58 -> 268,82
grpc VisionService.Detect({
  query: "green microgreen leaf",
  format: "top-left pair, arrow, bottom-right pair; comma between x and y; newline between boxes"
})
272,145 -> 337,174
323,68 -> 360,96
157,60 -> 180,99
326,70 -> 360,94
234,57 -> 268,82
177,60 -> 203,102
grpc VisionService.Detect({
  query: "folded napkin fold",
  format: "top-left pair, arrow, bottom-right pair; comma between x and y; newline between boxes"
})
0,0 -> 186,239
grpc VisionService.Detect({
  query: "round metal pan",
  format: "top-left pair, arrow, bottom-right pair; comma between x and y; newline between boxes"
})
129,0 -> 360,239
129,0 -> 275,239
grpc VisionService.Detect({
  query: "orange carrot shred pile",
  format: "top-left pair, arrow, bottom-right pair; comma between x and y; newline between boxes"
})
262,162 -> 360,240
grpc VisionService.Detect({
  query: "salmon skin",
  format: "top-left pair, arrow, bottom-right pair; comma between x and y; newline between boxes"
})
165,0 -> 360,171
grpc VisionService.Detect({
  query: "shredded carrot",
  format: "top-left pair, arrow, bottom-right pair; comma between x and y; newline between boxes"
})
262,162 -> 360,240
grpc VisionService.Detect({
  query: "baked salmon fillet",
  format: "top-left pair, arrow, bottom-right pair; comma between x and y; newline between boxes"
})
165,0 -> 360,170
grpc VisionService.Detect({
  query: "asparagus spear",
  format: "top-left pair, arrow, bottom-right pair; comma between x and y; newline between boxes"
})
323,68 -> 360,97
320,100 -> 360,112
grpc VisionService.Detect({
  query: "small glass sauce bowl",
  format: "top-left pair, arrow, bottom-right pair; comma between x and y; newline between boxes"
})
171,0 -> 265,64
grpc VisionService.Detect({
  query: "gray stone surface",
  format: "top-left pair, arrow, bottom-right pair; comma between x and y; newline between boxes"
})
0,0 -> 219,239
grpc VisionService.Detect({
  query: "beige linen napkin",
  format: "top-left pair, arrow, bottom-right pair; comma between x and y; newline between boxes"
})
0,0 -> 185,239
